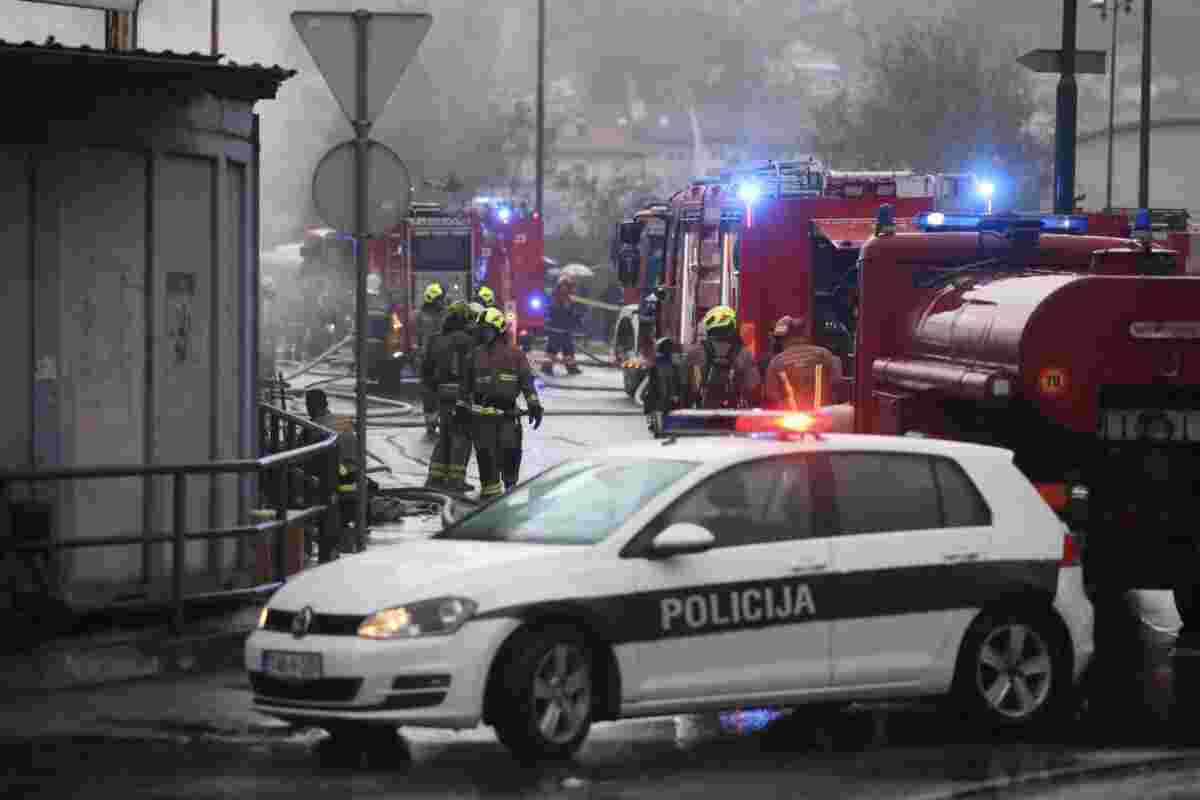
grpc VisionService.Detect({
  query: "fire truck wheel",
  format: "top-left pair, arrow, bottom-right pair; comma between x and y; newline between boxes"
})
951,607 -> 1071,732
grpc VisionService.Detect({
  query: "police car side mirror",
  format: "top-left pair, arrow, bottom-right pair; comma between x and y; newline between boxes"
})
649,523 -> 716,558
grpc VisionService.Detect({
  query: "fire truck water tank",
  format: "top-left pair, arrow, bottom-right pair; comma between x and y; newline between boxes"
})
897,273 -> 1200,435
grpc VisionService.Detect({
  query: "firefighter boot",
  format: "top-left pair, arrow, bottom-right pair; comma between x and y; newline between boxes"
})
565,353 -> 582,376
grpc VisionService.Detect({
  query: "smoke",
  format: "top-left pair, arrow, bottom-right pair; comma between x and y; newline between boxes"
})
6,0 -> 1200,249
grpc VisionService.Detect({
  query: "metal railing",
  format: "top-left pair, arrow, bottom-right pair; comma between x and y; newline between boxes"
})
0,403 -> 340,635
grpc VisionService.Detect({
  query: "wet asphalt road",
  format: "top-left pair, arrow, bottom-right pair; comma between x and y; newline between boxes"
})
8,364 -> 1197,798
4,671 -> 1200,800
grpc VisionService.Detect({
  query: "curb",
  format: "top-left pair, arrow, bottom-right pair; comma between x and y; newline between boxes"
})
914,750 -> 1200,800
2,611 -> 260,694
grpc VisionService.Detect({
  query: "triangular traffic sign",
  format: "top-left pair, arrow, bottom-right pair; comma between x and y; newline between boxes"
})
291,11 -> 432,128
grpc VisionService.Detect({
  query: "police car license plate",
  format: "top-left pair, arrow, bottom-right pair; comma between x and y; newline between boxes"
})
262,651 -> 322,681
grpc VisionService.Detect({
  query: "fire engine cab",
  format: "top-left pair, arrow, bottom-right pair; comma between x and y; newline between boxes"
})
365,198 -> 545,387
613,161 -> 978,400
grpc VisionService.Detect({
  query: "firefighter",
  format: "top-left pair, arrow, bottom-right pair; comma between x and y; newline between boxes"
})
476,285 -> 496,309
416,282 -> 447,437
542,275 -> 584,376
460,307 -> 544,500
636,288 -> 681,433
685,305 -> 761,409
467,301 -> 485,331
304,388 -> 366,555
764,315 -> 843,411
423,301 -> 476,493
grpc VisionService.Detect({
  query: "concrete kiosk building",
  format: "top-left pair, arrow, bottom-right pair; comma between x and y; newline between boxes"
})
0,40 -> 294,610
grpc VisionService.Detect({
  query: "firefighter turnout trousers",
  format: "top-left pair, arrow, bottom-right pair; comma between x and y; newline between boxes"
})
427,398 -> 473,491
472,405 -> 523,499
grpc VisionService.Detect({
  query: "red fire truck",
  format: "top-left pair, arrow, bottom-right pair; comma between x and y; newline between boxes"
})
796,210 -> 1200,606
614,162 -> 958,394
1081,208 -> 1198,274
363,199 -> 545,386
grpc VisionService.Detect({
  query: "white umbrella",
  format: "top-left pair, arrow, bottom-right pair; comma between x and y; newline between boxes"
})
561,263 -> 594,279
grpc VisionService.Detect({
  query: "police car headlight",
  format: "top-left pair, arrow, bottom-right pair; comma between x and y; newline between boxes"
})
357,597 -> 478,639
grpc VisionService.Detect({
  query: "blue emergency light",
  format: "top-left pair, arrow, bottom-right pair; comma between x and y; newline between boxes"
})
1133,208 -> 1153,241
737,181 -> 762,204
529,295 -> 544,312
914,211 -> 1088,234
497,206 -> 513,224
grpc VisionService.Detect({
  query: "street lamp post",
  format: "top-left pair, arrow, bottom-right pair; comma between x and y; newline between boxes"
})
1138,0 -> 1152,209
535,0 -> 545,219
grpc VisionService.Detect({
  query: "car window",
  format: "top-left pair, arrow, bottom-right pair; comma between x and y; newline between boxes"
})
828,452 -> 942,535
760,455 -> 817,540
933,457 -> 992,526
436,458 -> 698,545
656,458 -> 808,548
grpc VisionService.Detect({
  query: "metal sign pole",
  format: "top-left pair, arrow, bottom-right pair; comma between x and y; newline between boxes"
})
1054,0 -> 1078,214
1138,0 -> 1152,209
353,9 -> 370,548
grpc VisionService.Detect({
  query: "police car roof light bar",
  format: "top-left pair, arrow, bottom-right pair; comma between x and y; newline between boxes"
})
660,410 -> 825,441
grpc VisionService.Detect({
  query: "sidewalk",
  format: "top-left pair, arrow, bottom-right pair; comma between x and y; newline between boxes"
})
1,599 -> 266,694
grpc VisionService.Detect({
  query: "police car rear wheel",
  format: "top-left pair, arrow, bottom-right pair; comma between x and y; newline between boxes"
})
954,610 -> 1068,729
492,626 -> 594,760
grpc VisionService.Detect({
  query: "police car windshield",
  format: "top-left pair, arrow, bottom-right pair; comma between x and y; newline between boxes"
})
436,458 -> 698,545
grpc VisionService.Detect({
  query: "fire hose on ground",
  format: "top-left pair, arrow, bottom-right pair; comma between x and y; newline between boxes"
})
279,334 -> 355,383
364,408 -> 648,428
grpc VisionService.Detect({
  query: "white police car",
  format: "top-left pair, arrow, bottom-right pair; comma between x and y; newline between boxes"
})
246,411 -> 1094,760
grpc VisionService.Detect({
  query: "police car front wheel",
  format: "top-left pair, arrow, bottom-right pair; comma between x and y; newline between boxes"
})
491,626 -> 595,761
953,609 -> 1070,729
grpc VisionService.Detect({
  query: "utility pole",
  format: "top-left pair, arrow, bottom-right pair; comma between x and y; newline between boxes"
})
1097,1 -> 1124,211
353,9 -> 369,549
1054,0 -> 1078,214
1138,0 -> 1152,208
211,0 -> 219,56
535,0 -> 545,218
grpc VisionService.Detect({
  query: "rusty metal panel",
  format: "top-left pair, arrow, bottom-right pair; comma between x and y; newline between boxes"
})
0,152 -> 33,471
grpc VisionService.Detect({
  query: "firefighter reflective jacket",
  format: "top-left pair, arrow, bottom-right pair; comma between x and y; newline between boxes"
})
423,329 -> 475,403
685,343 -> 761,409
764,343 -> 842,410
464,341 -> 540,412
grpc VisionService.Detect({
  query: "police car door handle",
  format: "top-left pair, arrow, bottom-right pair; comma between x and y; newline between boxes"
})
790,562 -> 828,574
943,551 -> 980,563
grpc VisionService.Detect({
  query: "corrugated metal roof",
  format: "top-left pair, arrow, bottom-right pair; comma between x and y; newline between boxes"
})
0,37 -> 296,99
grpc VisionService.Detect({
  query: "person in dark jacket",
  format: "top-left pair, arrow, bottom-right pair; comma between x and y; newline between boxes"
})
423,301 -> 476,492
541,275 -> 584,376
683,305 -> 761,409
415,282 -> 447,437
461,308 -> 544,500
